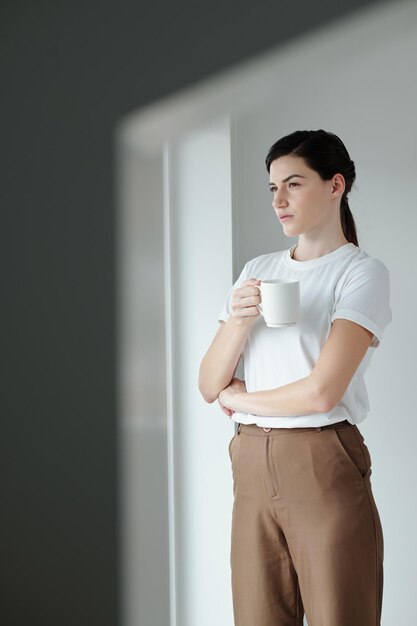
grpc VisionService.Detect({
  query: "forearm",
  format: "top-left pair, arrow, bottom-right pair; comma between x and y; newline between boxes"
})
199,316 -> 251,403
225,375 -> 324,416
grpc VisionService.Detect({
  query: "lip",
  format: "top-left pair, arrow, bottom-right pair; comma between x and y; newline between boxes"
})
279,214 -> 294,221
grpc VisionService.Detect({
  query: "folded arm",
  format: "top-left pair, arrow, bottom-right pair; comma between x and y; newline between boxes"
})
219,319 -> 375,416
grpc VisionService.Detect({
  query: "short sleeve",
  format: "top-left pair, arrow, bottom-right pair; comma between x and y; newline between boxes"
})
217,262 -> 249,323
331,257 -> 392,348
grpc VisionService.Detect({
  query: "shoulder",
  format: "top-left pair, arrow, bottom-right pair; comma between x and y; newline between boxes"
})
342,248 -> 390,283
333,248 -> 391,306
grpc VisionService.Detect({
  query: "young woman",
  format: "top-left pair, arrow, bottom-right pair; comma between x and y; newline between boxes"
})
199,129 -> 392,626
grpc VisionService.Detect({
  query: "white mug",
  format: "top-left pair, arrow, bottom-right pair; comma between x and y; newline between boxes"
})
258,279 -> 300,327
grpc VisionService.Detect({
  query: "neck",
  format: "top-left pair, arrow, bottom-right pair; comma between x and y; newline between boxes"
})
291,238 -> 350,261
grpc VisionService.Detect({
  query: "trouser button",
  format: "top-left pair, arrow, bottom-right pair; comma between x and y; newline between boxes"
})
262,427 -> 271,432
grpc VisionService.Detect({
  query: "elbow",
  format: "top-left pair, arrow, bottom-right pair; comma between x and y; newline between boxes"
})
199,387 -> 218,404
198,374 -> 218,404
310,377 -> 336,414
315,395 -> 334,414
309,370 -> 344,413
314,387 -> 339,414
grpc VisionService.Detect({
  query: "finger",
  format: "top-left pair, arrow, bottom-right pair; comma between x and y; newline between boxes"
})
232,305 -> 261,318
240,280 -> 260,292
232,293 -> 261,312
218,398 -> 233,416
240,293 -> 261,305
241,283 -> 261,294
237,287 -> 261,303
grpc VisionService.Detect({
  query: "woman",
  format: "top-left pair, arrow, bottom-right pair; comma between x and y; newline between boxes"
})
198,129 -> 392,626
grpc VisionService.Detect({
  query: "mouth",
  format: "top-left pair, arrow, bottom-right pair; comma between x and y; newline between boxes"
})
279,214 -> 294,222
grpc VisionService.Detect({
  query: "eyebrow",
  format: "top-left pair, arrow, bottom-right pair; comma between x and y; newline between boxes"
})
268,174 -> 306,188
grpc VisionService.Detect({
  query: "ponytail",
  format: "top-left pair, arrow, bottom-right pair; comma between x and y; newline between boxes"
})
340,196 -> 358,246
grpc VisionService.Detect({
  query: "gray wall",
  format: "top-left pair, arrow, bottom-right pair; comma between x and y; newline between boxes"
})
0,1 -> 392,624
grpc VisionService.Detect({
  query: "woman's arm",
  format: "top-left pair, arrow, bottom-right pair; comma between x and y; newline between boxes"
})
219,318 -> 374,416
199,278 -> 261,403
198,318 -> 251,403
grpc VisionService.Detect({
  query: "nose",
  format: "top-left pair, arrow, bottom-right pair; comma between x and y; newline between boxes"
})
272,191 -> 288,209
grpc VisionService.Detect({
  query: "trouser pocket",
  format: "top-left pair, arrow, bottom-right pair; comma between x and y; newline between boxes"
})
330,425 -> 371,479
228,434 -> 236,462
228,431 -> 242,467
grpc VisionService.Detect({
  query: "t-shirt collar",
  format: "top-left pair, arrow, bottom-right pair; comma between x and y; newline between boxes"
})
283,242 -> 357,270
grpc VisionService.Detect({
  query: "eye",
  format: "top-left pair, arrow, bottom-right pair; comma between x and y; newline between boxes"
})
269,182 -> 299,192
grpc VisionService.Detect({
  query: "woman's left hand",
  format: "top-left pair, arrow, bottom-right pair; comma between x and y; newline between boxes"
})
218,378 -> 247,415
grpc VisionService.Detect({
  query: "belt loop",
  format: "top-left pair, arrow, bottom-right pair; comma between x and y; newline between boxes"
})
316,427 -> 322,432
237,423 -> 241,434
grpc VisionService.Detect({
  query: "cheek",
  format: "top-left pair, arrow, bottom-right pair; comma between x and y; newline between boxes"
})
303,192 -> 324,213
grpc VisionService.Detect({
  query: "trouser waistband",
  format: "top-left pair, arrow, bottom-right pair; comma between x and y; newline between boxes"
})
236,419 -> 351,436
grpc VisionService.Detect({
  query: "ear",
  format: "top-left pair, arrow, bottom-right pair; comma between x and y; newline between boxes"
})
331,173 -> 345,201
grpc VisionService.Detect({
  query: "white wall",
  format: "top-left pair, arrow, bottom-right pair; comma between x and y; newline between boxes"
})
118,2 -> 417,624
229,10 -> 416,624
168,118 -> 236,626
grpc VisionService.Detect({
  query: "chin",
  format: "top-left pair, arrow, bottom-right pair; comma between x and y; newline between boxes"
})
281,223 -> 299,234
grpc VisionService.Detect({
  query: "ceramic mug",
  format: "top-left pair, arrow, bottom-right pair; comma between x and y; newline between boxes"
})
258,279 -> 300,327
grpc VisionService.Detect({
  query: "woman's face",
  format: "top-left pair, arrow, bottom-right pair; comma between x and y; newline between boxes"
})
269,155 -> 343,237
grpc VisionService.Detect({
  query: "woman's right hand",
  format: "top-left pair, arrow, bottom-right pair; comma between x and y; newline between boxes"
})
230,278 -> 262,325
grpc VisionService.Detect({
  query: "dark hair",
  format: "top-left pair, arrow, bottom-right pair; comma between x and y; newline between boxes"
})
265,129 -> 358,246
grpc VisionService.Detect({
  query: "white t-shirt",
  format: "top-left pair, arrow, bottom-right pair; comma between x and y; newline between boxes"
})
217,242 -> 392,428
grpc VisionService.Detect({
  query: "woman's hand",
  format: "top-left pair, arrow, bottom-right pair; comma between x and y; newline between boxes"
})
230,279 -> 262,326
218,396 -> 234,417
218,378 -> 247,416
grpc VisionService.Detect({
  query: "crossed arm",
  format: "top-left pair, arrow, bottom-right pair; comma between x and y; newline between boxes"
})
218,318 -> 375,416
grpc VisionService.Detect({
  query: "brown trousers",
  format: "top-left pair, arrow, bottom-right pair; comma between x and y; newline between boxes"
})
228,420 -> 384,626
